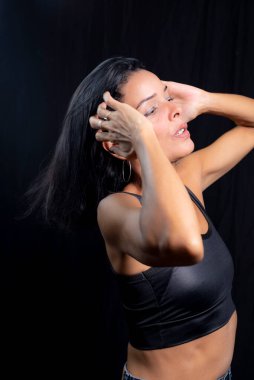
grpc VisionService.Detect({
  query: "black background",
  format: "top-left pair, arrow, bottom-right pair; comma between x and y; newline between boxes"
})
1,0 -> 254,378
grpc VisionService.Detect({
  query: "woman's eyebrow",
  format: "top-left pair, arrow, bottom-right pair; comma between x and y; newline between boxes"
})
136,85 -> 167,109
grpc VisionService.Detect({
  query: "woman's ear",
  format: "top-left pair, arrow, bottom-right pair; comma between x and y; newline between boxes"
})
101,141 -> 125,160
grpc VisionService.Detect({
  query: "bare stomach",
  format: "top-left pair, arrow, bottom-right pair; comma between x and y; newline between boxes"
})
126,310 -> 237,380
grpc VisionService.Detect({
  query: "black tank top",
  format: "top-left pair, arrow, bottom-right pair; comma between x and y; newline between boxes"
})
114,186 -> 236,350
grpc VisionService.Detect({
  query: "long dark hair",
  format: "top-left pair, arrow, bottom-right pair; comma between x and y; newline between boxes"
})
22,56 -> 145,232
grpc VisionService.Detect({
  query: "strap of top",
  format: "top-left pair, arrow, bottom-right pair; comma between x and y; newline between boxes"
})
184,186 -> 207,214
120,187 -> 212,238
184,186 -> 212,238
121,191 -> 142,204
122,187 -> 206,213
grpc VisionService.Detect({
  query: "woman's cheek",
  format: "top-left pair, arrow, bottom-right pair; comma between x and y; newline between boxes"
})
151,114 -> 168,135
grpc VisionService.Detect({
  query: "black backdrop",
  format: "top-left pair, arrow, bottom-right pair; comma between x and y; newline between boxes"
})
1,0 -> 254,378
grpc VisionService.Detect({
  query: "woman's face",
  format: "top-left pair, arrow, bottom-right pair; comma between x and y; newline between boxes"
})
121,69 -> 195,163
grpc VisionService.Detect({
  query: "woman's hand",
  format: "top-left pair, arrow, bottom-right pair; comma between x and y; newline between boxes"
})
162,81 -> 207,122
89,92 -> 153,159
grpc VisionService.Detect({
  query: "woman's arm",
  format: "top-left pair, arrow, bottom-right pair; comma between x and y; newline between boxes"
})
198,92 -> 254,190
164,81 -> 254,191
201,92 -> 254,127
90,93 -> 204,267
164,80 -> 254,127
191,125 -> 254,191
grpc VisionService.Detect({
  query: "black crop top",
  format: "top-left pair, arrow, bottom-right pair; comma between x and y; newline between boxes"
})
114,186 -> 236,350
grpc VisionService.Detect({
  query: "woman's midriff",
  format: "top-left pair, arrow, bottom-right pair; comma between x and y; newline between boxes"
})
127,310 -> 237,380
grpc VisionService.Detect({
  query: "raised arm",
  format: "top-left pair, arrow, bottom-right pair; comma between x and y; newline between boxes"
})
164,81 -> 254,190
202,92 -> 254,127
89,92 -> 204,267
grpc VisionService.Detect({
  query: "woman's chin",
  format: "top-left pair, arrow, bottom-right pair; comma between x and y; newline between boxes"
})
188,137 -> 195,151
181,137 -> 195,155
174,139 -> 195,161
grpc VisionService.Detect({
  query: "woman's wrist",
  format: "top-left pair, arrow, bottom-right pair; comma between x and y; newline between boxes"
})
198,92 -> 254,126
197,90 -> 212,115
131,122 -> 156,151
132,126 -> 171,174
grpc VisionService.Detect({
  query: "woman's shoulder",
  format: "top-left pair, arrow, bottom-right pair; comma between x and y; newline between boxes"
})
99,190 -> 142,207
96,191 -> 143,252
97,190 -> 141,225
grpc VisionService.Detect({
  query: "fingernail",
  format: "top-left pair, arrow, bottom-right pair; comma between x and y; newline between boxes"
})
103,92 -> 109,101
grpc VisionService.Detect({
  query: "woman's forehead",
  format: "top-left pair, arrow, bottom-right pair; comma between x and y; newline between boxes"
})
121,70 -> 163,107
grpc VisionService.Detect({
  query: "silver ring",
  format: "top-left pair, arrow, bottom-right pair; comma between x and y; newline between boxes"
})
98,119 -> 103,127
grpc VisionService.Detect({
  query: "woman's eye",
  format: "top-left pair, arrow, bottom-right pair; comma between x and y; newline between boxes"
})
144,106 -> 157,117
166,96 -> 173,101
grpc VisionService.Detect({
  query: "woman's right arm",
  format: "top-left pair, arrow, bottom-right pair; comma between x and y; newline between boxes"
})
91,94 -> 204,267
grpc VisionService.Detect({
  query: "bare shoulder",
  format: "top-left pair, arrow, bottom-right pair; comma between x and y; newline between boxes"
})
97,192 -> 142,243
97,191 -> 153,274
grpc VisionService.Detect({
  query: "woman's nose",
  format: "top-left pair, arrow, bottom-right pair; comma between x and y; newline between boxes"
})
168,103 -> 181,121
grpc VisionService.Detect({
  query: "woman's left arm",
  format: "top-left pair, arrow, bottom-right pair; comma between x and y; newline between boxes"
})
199,92 -> 254,190
164,81 -> 254,191
202,92 -> 254,127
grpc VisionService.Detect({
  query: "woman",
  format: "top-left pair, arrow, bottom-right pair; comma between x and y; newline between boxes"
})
25,57 -> 254,379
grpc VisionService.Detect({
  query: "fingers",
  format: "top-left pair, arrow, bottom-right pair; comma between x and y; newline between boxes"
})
109,145 -> 134,158
99,102 -> 107,110
89,115 -> 105,130
162,80 -> 180,85
162,80 -> 175,87
161,80 -> 180,92
103,91 -> 122,110
91,90 -> 122,124
94,130 -> 110,141
97,105 -> 113,121
90,92 -> 117,128
89,91 -> 122,134
95,129 -> 121,142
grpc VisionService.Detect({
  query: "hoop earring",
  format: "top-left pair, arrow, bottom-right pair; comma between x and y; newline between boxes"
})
122,160 -> 132,182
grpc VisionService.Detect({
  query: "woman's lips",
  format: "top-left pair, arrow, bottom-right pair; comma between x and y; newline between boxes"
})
173,123 -> 190,139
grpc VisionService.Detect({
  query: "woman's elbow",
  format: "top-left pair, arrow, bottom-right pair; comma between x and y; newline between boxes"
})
185,238 -> 204,263
160,236 -> 204,266
141,232 -> 204,266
